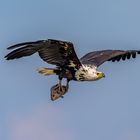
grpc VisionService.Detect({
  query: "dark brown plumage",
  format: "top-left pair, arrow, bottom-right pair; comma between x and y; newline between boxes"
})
80,50 -> 140,67
5,39 -> 81,69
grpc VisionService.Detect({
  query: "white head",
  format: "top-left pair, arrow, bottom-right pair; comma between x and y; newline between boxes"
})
75,64 -> 105,81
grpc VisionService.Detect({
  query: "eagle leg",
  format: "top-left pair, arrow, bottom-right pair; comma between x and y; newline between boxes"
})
58,79 -> 63,92
65,79 -> 70,92
58,79 -> 70,93
58,69 -> 65,92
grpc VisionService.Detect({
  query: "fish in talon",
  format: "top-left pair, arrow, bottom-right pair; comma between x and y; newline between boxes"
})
51,84 -> 68,101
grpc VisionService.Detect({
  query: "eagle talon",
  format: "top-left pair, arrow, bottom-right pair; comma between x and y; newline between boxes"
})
58,80 -> 63,92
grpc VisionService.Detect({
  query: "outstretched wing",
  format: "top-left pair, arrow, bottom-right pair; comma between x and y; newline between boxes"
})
80,50 -> 140,67
5,39 -> 82,69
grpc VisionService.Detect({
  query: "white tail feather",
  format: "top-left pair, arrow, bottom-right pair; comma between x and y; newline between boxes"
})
37,68 -> 56,76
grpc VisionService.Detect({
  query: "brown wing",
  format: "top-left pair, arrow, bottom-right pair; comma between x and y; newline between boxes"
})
38,39 -> 81,69
5,39 -> 82,69
80,50 -> 140,67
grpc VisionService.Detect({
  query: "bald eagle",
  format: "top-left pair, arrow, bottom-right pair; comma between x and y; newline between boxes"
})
5,39 -> 140,101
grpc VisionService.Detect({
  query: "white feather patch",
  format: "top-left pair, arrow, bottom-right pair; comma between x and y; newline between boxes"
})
75,64 -> 99,81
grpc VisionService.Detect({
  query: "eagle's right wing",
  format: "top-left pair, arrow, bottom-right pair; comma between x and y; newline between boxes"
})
80,50 -> 140,67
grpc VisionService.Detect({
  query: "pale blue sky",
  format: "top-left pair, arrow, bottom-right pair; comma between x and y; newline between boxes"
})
1,0 -> 140,140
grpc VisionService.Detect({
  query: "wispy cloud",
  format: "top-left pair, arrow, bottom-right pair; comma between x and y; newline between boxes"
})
8,102 -> 75,140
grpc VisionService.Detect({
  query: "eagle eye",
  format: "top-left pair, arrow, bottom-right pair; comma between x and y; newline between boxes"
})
96,72 -> 100,75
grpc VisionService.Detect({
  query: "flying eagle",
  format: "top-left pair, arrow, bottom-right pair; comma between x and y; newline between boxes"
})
5,39 -> 140,101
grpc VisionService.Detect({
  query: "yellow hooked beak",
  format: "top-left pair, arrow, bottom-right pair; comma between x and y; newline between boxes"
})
97,72 -> 105,79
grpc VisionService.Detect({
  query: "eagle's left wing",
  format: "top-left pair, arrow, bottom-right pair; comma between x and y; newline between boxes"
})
80,50 -> 140,67
5,39 -> 82,69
